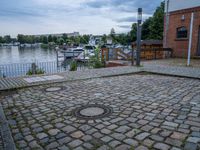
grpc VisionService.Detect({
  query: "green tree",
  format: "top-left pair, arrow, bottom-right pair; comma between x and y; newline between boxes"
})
57,38 -> 64,45
102,34 -> 107,44
142,17 -> 153,40
130,23 -> 137,42
48,35 -> 53,42
80,35 -> 90,44
17,34 -> 25,44
129,1 -> 164,41
62,34 -> 68,41
41,36 -> 48,44
149,2 -> 164,40
4,35 -> 11,43
52,36 -> 58,43
0,36 -> 3,43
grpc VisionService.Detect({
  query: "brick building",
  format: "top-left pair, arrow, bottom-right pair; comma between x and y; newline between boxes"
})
164,0 -> 200,57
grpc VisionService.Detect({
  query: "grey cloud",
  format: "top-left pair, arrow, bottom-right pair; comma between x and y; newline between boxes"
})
117,25 -> 131,29
116,16 -> 137,23
84,0 -> 163,14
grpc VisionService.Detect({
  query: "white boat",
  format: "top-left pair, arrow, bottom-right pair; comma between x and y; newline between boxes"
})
63,47 -> 84,59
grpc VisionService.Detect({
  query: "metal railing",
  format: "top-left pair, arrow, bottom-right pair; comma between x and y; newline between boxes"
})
0,61 -> 89,78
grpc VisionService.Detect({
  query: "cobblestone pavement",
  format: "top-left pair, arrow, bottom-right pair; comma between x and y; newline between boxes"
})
142,58 -> 200,68
1,74 -> 200,150
1,64 -> 200,91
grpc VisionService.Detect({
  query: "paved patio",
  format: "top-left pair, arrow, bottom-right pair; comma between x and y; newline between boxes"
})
1,74 -> 200,150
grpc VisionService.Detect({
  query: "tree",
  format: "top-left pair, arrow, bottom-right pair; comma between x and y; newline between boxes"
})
129,1 -> 164,41
142,17 -> 153,40
130,23 -> 137,42
62,34 -> 68,41
4,35 -> 11,43
0,36 -> 3,43
41,36 -> 48,44
17,34 -> 25,44
102,34 -> 107,44
48,35 -> 53,43
149,1 -> 164,40
53,36 -> 58,43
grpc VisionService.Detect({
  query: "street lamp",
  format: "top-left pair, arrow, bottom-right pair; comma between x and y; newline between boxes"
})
136,8 -> 142,66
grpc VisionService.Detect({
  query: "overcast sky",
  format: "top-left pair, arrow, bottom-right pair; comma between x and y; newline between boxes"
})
0,0 -> 163,37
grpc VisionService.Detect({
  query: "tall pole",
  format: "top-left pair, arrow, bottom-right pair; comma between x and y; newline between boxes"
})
136,8 -> 142,66
187,12 -> 194,66
164,0 -> 170,48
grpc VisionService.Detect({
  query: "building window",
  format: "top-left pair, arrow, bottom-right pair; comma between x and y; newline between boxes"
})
177,27 -> 187,38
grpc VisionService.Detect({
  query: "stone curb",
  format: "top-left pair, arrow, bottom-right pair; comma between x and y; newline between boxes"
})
0,104 -> 16,150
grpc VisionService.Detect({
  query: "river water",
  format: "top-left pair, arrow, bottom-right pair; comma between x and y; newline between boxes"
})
0,46 -> 88,77
0,46 -> 56,64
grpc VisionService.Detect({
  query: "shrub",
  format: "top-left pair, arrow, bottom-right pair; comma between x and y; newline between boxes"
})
70,60 -> 77,71
26,63 -> 45,75
89,46 -> 105,69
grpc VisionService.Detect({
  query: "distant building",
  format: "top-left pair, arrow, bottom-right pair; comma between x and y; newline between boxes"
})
33,32 -> 80,38
164,0 -> 200,57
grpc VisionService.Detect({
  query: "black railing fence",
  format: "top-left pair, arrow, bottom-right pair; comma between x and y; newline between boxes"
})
0,61 -> 89,78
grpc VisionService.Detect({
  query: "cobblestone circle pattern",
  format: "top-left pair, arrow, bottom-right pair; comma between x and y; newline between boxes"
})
1,74 -> 200,150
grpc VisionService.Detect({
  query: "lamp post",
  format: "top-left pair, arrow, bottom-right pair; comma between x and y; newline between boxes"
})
136,8 -> 142,66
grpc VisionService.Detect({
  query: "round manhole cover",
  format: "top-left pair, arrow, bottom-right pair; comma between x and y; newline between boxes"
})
73,104 -> 112,120
45,86 -> 66,92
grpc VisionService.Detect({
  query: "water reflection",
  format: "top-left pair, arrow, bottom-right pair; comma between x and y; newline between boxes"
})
0,46 -> 56,64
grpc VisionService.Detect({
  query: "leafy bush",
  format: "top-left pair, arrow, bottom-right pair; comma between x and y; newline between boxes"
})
26,68 -> 45,75
26,63 -> 45,75
70,60 -> 77,71
89,46 -> 105,69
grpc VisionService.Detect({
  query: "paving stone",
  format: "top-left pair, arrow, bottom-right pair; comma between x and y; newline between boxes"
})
123,138 -> 138,147
82,135 -> 92,141
111,133 -> 126,140
165,138 -> 182,147
97,145 -> 110,150
46,141 -> 59,150
68,139 -> 83,148
186,137 -> 200,144
135,132 -> 150,140
135,145 -> 149,150
115,144 -> 130,150
36,133 -> 48,140
115,126 -> 131,133
153,143 -> 170,150
109,140 -> 121,147
62,125 -> 76,133
171,147 -> 181,150
29,141 -> 42,149
184,142 -> 198,150
101,128 -> 111,134
71,131 -> 84,138
74,146 -> 85,150
150,134 -> 164,142
101,136 -> 113,142
24,135 -> 34,142
58,137 -> 71,144
83,143 -> 93,149
47,129 -> 59,136
163,121 -> 179,128
170,132 -> 187,140
143,138 -> 154,147
58,145 -> 70,150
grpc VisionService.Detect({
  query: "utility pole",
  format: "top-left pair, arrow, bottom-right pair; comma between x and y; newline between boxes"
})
136,8 -> 142,66
187,12 -> 194,66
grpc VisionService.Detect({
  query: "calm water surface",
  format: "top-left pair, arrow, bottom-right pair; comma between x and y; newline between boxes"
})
0,46 -> 56,64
